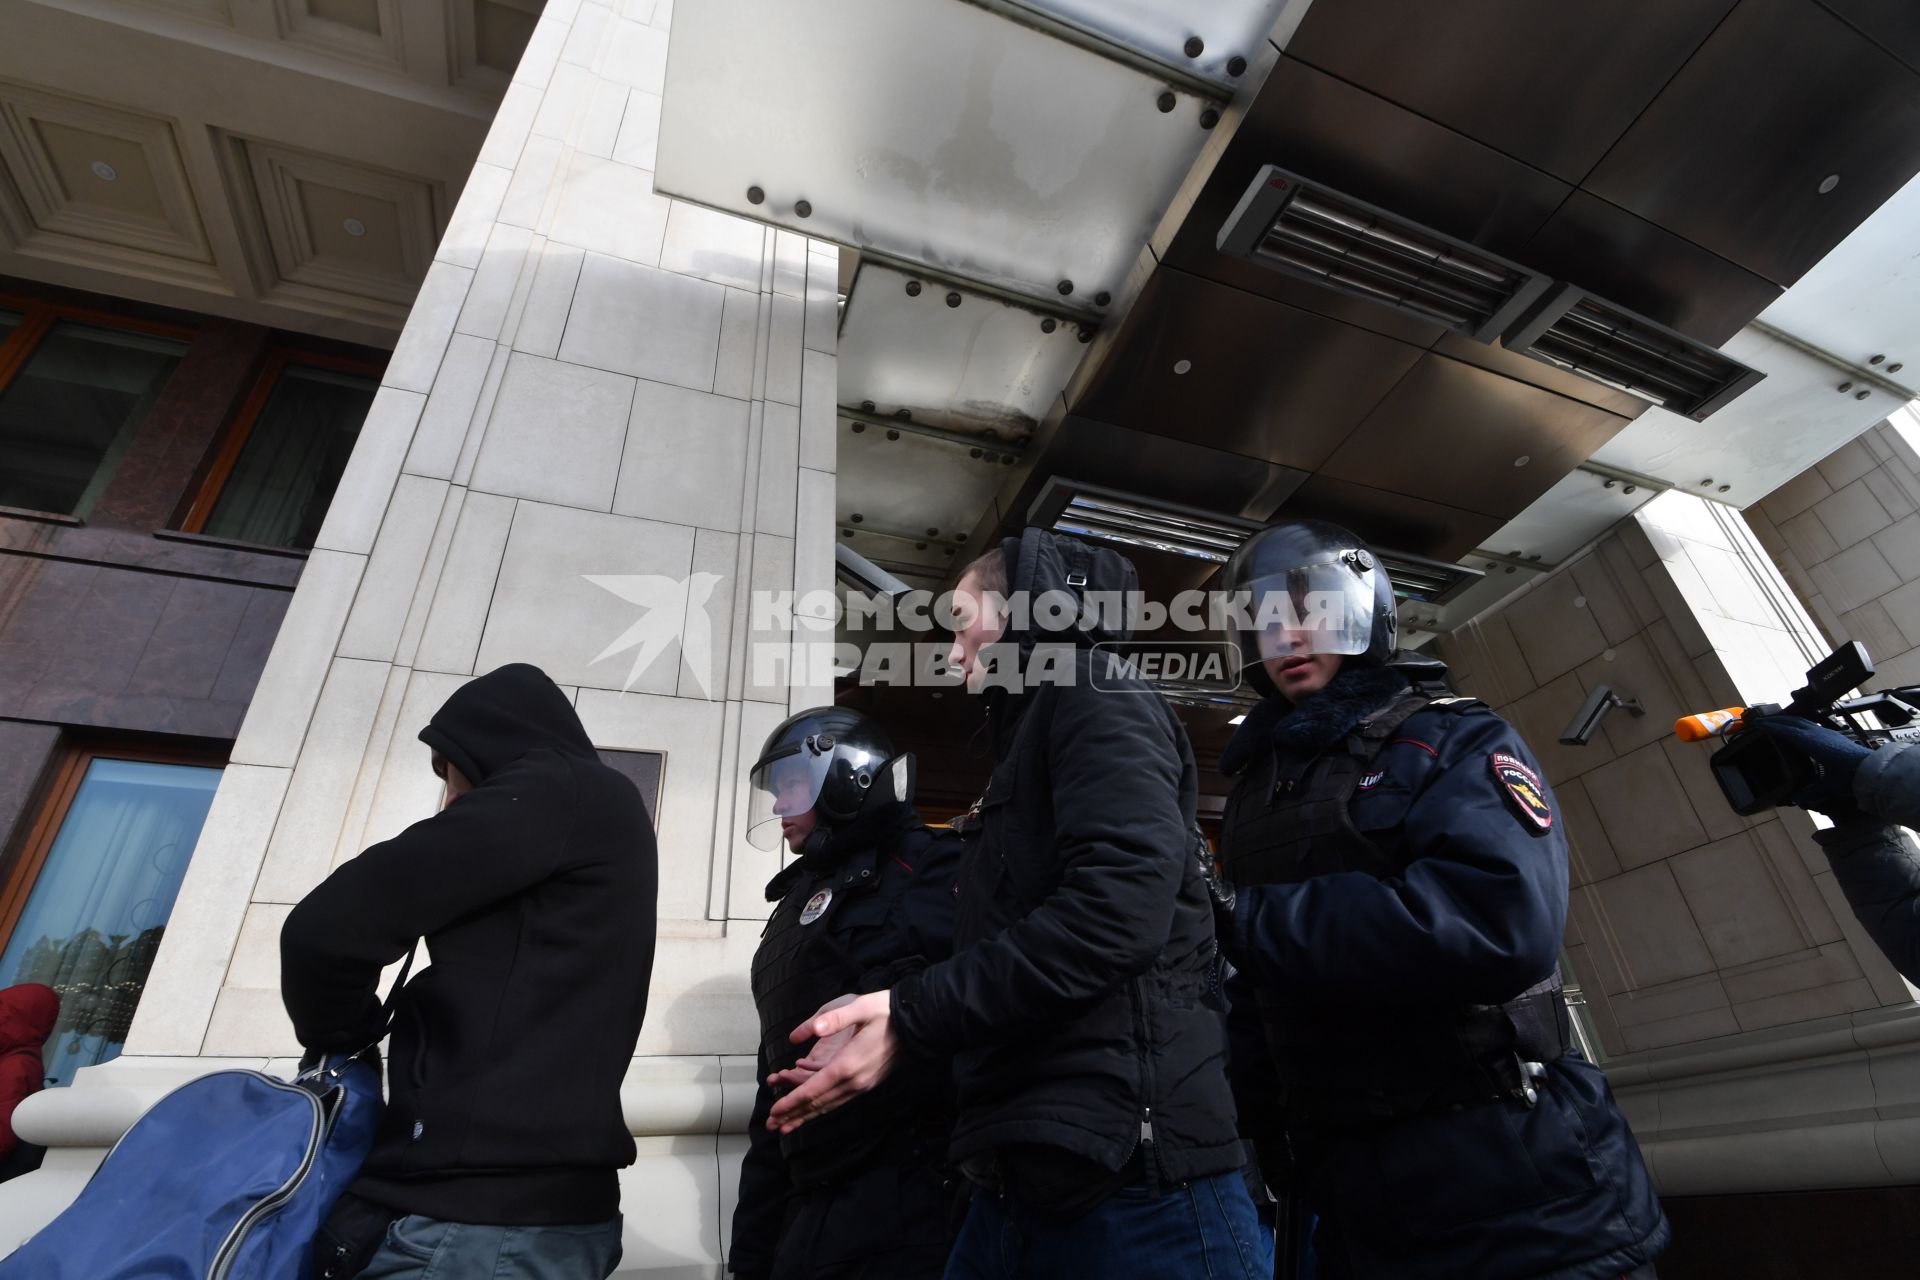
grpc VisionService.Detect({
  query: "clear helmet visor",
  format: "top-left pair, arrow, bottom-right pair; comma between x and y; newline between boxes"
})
747,746 -> 832,851
1244,561 -> 1379,659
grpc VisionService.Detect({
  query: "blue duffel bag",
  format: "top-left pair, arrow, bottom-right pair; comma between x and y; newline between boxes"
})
0,1052 -> 383,1280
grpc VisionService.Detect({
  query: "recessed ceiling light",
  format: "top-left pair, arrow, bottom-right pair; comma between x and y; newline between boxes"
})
342,217 -> 368,237
89,161 -> 117,182
1818,174 -> 1840,195
1173,359 -> 1193,375
1513,455 -> 1530,467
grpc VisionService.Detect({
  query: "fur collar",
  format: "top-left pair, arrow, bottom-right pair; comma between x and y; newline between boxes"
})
1221,665 -> 1412,775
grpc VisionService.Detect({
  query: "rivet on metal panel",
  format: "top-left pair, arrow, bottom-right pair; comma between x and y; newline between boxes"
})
1623,485 -> 1637,494
1857,390 -> 1871,400
852,514 -> 864,523
916,542 -> 928,550
1227,55 -> 1248,77
1602,479 -> 1616,488
860,399 -> 875,411
1184,36 -> 1204,58
1041,318 -> 1058,333
851,422 -> 866,433
795,200 -> 813,218
1057,279 -> 1074,295
1718,485 -> 1731,493
1200,107 -> 1220,129
1871,354 -> 1886,365
905,281 -> 922,297
1698,478 -> 1713,486
970,448 -> 984,459
1095,291 -> 1112,306
946,291 -> 962,307
1002,454 -> 1017,464
1838,382 -> 1853,393
842,528 -> 853,537
747,186 -> 765,205
895,409 -> 913,421
927,528 -> 939,536
1157,91 -> 1176,113
1078,326 -> 1095,343
887,429 -> 901,440
1891,363 -> 1905,373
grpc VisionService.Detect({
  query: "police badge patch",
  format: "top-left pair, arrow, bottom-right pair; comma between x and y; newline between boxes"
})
799,888 -> 832,925
1490,752 -> 1553,832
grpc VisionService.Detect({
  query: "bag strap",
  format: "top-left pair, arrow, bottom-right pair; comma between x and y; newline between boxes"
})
298,942 -> 419,1085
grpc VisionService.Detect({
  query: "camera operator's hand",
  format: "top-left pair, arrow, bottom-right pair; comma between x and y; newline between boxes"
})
1742,713 -> 1872,818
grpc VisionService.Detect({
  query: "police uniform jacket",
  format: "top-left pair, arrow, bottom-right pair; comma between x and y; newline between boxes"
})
1218,661 -> 1668,1280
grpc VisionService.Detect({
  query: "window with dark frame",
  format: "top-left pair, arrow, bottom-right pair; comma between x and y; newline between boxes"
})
0,299 -> 192,520
182,351 -> 381,551
0,741 -> 225,1083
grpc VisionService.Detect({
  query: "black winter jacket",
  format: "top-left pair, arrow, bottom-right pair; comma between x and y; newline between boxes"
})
890,528 -> 1243,1187
281,663 -> 658,1225
1815,740 -> 1920,983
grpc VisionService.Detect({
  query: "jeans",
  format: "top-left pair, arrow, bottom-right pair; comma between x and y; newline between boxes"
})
946,1170 -> 1271,1279
356,1213 -> 624,1279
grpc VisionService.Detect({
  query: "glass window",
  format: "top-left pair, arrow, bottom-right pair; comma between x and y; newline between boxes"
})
0,758 -> 220,1082
200,364 -> 378,550
0,322 -> 186,518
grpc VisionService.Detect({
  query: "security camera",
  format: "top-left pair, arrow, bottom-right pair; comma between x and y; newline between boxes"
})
1560,683 -> 1646,747
835,543 -> 911,597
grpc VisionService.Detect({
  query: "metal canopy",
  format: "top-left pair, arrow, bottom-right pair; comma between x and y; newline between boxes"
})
657,0 -> 1228,302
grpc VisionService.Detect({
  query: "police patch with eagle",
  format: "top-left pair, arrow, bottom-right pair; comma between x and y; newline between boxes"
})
1490,751 -> 1554,833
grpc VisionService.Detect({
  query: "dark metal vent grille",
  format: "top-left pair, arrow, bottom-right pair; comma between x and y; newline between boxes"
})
1218,165 -> 1551,343
1504,287 -> 1765,421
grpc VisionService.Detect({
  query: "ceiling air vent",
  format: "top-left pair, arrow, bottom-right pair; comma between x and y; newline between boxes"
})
1502,286 -> 1765,421
1217,164 -> 1551,343
1027,480 -> 1486,605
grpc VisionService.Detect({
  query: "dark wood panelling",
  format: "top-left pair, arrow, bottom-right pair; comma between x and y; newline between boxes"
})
89,320 -> 269,531
1586,0 -> 1920,287
1818,0 -> 1920,75
1287,0 -> 1738,183
1318,354 -> 1632,520
1274,474 -> 1503,561
1519,191 -> 1783,345
1072,267 -> 1424,472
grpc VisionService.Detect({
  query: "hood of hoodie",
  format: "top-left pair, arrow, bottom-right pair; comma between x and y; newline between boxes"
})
418,663 -> 598,786
0,984 -> 59,1053
1001,527 -> 1140,655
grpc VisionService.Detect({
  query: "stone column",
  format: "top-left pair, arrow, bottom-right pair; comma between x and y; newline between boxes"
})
2,3 -> 837,1272
1437,488 -> 1920,1197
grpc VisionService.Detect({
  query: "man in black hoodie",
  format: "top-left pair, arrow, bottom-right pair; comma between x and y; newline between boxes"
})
763,530 -> 1268,1278
283,663 -> 657,1280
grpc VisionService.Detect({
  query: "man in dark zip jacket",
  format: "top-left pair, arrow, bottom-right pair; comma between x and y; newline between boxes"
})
282,663 -> 657,1279
729,707 -> 961,1280
764,529 -> 1269,1278
1207,521 -> 1667,1280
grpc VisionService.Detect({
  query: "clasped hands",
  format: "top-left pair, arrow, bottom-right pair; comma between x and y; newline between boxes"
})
764,989 -> 899,1134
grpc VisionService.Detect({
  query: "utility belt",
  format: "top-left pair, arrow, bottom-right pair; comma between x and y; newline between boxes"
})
1270,973 -> 1572,1131
959,1145 -> 1145,1217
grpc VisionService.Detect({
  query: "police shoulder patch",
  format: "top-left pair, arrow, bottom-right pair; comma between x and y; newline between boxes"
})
1490,751 -> 1553,833
799,887 -> 833,925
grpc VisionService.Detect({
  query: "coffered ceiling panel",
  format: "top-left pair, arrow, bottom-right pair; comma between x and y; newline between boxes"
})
1316,353 -> 1632,521
1285,0 -> 1736,184
1071,266 -> 1424,472
1586,0 -> 1920,288
223,134 -> 444,320
0,82 -> 216,287
454,0 -> 545,92
275,0 -> 407,71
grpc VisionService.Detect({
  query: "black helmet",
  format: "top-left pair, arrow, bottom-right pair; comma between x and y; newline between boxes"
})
746,707 -> 914,850
1221,519 -> 1398,697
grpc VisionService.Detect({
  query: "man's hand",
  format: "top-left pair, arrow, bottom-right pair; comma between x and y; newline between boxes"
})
1744,712 -> 1872,818
1195,833 -> 1237,945
765,991 -> 897,1134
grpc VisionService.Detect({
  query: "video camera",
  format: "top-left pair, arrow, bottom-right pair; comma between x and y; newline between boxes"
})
1680,642 -> 1920,816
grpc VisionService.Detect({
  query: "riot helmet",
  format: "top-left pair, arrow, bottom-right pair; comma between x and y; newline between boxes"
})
1221,519 -> 1398,696
746,707 -> 915,850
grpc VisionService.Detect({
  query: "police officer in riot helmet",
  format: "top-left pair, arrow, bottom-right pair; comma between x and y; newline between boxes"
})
728,707 -> 961,1280
1205,519 -> 1669,1280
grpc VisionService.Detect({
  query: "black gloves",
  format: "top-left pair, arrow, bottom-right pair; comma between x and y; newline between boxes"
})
1193,830 -> 1237,934
1743,713 -> 1872,819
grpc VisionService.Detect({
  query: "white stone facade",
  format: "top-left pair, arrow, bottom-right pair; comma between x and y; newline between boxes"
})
0,4 -> 833,1273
